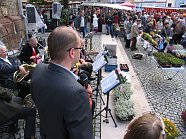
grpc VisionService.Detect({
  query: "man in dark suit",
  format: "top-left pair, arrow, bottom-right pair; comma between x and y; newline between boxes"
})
19,37 -> 41,64
31,26 -> 93,139
0,46 -> 30,100
76,10 -> 87,38
0,91 -> 36,139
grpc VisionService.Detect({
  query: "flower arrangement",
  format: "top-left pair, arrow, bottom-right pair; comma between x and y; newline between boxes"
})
162,118 -> 180,139
113,83 -> 135,120
115,99 -> 135,120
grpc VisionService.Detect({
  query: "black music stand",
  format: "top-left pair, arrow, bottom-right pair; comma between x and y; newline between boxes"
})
93,70 -> 125,127
92,55 -> 108,105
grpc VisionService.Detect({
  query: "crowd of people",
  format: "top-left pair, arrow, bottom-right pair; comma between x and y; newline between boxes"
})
69,8 -> 185,51
0,7 -> 186,139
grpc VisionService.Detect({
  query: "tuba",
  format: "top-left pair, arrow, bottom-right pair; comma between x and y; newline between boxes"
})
13,63 -> 36,82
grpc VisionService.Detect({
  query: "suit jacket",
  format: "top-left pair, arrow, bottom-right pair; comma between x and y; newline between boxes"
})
20,44 -> 40,64
0,91 -> 22,124
76,15 -> 87,28
31,63 -> 93,139
0,57 -> 19,88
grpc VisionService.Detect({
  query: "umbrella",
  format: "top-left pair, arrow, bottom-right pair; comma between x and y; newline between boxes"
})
120,2 -> 135,8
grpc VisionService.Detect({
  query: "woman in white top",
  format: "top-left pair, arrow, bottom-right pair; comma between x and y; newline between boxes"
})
92,14 -> 98,32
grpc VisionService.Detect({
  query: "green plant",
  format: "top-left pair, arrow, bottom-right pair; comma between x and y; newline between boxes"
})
62,9 -> 70,26
153,52 -> 185,67
115,98 -> 135,120
114,83 -> 132,100
162,118 -> 180,139
113,83 -> 135,120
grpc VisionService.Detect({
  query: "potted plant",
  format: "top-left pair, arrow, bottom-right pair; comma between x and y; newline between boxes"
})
114,83 -> 132,100
115,98 -> 135,121
113,83 -> 135,120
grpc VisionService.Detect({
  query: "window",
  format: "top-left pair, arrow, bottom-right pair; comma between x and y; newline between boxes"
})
168,3 -> 172,7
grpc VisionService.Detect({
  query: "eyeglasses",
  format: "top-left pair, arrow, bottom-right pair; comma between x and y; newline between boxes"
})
125,111 -> 166,138
67,47 -> 83,52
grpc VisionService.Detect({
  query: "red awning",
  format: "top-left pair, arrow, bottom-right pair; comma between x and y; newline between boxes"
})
120,2 -> 135,8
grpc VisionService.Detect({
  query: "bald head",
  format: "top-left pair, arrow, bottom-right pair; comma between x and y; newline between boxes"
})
48,26 -> 81,61
28,37 -> 38,48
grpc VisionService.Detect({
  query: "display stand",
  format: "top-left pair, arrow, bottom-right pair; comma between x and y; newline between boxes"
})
160,66 -> 184,80
151,56 -> 185,80
93,70 -> 125,127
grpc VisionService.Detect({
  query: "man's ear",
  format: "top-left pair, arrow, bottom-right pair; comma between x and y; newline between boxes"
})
68,49 -> 75,59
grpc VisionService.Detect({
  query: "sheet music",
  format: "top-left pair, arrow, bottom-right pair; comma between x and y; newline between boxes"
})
96,50 -> 108,60
101,70 -> 120,94
92,55 -> 107,72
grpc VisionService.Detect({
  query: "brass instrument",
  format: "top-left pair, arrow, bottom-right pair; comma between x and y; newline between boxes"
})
23,94 -> 35,108
13,64 -> 36,82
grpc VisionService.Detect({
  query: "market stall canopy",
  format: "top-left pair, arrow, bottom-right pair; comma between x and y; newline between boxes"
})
81,2 -> 133,11
120,2 -> 135,8
104,4 -> 133,10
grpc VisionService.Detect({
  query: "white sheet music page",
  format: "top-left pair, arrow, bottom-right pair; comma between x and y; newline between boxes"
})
92,55 -> 107,72
101,70 -> 120,94
95,50 -> 108,60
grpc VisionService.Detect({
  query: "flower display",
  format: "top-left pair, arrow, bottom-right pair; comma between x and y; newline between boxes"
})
162,118 -> 180,139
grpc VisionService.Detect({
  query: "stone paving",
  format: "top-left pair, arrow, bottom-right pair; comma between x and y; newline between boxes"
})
120,39 -> 186,138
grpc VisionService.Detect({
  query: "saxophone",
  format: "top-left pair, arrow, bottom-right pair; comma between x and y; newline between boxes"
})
13,64 -> 36,82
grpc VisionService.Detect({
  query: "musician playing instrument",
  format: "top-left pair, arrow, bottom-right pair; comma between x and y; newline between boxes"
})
20,37 -> 41,64
0,91 -> 36,139
0,45 -> 30,100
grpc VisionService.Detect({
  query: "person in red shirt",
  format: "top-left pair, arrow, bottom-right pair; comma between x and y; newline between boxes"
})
20,37 -> 41,64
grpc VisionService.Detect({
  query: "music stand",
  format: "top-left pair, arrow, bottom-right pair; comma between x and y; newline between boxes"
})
84,31 -> 95,50
93,70 -> 126,127
92,55 -> 108,105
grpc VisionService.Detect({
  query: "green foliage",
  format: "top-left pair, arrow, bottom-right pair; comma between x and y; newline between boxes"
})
142,32 -> 158,47
113,83 -> 135,120
153,52 -> 185,67
115,98 -> 135,120
114,83 -> 132,100
62,9 -> 70,25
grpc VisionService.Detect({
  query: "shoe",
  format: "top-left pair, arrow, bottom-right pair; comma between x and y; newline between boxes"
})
131,49 -> 136,51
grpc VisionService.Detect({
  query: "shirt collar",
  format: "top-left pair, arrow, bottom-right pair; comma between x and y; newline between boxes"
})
51,62 -> 79,81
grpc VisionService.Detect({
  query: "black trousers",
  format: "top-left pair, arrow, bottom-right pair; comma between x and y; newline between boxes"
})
125,39 -> 131,48
131,37 -> 137,50
173,33 -> 183,44
17,80 -> 30,100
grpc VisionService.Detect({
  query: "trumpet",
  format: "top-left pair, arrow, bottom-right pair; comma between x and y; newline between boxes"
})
13,63 -> 36,82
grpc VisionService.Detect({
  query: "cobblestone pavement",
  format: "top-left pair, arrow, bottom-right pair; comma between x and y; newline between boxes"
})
0,34 -> 102,139
90,34 -> 102,139
120,39 -> 186,138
